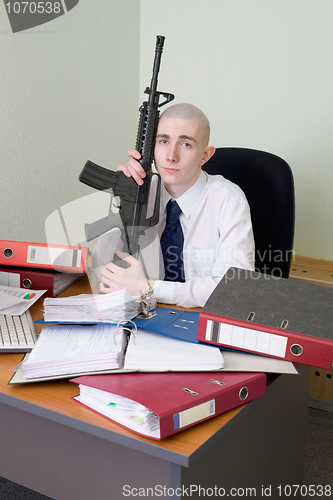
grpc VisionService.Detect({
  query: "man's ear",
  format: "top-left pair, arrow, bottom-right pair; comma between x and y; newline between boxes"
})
201,146 -> 216,166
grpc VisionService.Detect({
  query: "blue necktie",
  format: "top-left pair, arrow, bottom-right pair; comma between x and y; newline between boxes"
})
160,200 -> 185,282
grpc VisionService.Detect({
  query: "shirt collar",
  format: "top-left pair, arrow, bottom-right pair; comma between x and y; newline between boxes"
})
161,170 -> 208,218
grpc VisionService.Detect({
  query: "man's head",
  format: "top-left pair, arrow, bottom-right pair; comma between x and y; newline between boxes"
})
160,103 -> 211,146
154,103 -> 215,198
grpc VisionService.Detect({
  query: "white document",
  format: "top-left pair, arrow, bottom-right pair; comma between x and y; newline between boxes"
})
16,325 -> 224,381
0,285 -> 47,315
124,329 -> 224,371
0,289 -> 21,310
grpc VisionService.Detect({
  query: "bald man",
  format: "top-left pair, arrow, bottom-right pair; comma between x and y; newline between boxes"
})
93,104 -> 254,308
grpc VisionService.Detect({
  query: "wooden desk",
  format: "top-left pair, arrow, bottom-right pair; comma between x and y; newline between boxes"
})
0,276 -> 310,500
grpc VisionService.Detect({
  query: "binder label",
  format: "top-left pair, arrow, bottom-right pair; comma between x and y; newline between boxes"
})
0,271 -> 20,288
27,246 -> 81,269
173,399 -> 215,430
205,320 -> 288,358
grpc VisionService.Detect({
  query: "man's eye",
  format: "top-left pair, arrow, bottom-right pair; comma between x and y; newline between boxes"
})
183,142 -> 191,148
159,139 -> 168,145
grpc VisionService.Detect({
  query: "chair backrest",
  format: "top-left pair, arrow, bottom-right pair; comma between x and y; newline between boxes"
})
202,147 -> 295,278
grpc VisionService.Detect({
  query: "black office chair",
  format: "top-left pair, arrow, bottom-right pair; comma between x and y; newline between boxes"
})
202,147 -> 295,278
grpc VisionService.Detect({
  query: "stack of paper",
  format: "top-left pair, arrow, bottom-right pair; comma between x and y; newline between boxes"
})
19,324 -> 127,379
75,385 -> 160,438
43,288 -> 140,323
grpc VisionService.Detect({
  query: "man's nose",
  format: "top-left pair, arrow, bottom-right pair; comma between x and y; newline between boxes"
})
167,144 -> 178,162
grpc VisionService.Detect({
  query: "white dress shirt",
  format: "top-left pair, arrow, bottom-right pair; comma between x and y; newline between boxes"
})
92,170 -> 254,308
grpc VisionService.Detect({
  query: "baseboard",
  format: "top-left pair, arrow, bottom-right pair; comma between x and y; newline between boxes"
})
292,255 -> 333,270
290,256 -> 333,288
308,397 -> 333,412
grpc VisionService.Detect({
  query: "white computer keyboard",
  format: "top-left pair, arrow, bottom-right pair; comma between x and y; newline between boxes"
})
0,309 -> 37,352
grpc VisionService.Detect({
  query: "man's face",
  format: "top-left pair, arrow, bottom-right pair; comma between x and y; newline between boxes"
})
154,115 -> 213,198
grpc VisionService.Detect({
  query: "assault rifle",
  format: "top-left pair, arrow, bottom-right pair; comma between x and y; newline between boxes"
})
79,35 -> 174,261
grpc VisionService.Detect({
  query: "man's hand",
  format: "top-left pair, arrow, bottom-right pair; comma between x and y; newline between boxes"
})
117,150 -> 146,186
99,250 -> 148,296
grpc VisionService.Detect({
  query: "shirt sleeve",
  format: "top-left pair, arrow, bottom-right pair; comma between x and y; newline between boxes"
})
154,195 -> 255,308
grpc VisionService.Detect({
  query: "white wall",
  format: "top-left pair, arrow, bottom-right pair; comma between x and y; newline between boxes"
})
2,1 -> 332,260
140,0 -> 333,261
1,1 -> 140,245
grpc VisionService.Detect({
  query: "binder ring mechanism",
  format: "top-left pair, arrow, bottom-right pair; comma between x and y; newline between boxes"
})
115,320 -> 138,345
136,293 -> 157,319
